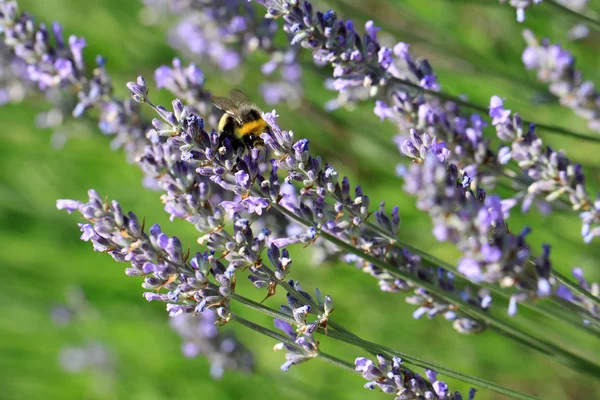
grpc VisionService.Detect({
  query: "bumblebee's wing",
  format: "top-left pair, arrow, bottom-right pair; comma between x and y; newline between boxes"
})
211,95 -> 243,124
229,89 -> 251,106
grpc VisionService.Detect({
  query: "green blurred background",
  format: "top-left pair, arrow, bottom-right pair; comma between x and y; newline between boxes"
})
1,0 -> 600,399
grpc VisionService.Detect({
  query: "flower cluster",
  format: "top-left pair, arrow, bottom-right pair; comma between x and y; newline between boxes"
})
273,285 -> 333,370
57,190 -> 255,377
274,284 -> 476,397
141,0 -> 303,106
142,0 -> 276,71
170,312 -> 254,378
490,96 -> 600,242
254,0 -> 498,184
402,129 -> 558,312
0,1 -> 148,160
522,30 -> 600,133
355,355 -> 476,399
7,0 -> 600,397
126,77 -> 492,334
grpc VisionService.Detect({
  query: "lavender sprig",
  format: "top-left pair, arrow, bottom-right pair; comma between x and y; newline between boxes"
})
522,30 -> 600,134
490,96 -> 600,243
0,1 -> 148,161
402,133 -> 551,309
401,128 -> 600,328
355,356 -> 475,400
254,0 -> 512,185
233,289 -> 538,399
142,0 -> 276,71
140,0 -> 303,106
57,190 -> 255,377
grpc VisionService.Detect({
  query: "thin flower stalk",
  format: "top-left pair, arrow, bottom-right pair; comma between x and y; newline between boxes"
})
232,287 -> 537,400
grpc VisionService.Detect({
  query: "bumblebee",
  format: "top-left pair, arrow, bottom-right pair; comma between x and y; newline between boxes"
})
211,89 -> 270,150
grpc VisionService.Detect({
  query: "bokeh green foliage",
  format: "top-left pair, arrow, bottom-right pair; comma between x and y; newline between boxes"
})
1,0 -> 600,399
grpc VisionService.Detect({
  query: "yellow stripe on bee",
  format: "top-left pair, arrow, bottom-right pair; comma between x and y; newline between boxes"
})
237,119 -> 267,137
218,114 -> 232,133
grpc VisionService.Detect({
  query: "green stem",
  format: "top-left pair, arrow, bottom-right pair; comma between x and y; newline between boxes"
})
270,202 -> 600,376
553,269 -> 600,311
231,293 -> 540,399
230,313 -> 357,373
392,77 -> 600,143
325,330 -> 541,400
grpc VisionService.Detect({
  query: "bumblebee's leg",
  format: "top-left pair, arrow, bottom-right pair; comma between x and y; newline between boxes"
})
242,134 -> 257,150
219,133 -> 244,153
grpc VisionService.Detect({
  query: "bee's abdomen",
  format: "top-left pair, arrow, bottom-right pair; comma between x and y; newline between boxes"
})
218,114 -> 237,136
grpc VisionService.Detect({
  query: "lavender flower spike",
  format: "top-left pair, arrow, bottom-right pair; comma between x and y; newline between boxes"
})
171,312 -> 254,379
522,30 -> 600,133
58,190 -> 253,377
255,0 -> 499,185
355,355 -> 475,399
489,96 -> 600,242
0,2 -> 149,161
402,131 -> 554,313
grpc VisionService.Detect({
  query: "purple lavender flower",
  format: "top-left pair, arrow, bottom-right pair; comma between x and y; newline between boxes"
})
58,190 -> 256,376
556,268 -> 599,324
402,134 -> 553,312
0,3 -> 149,161
355,355 -> 474,399
522,30 -> 600,133
153,58 -> 220,128
141,0 -> 275,69
126,81 -> 491,334
273,319 -> 319,371
489,96 -> 600,242
255,0 -> 497,183
170,312 -> 254,378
